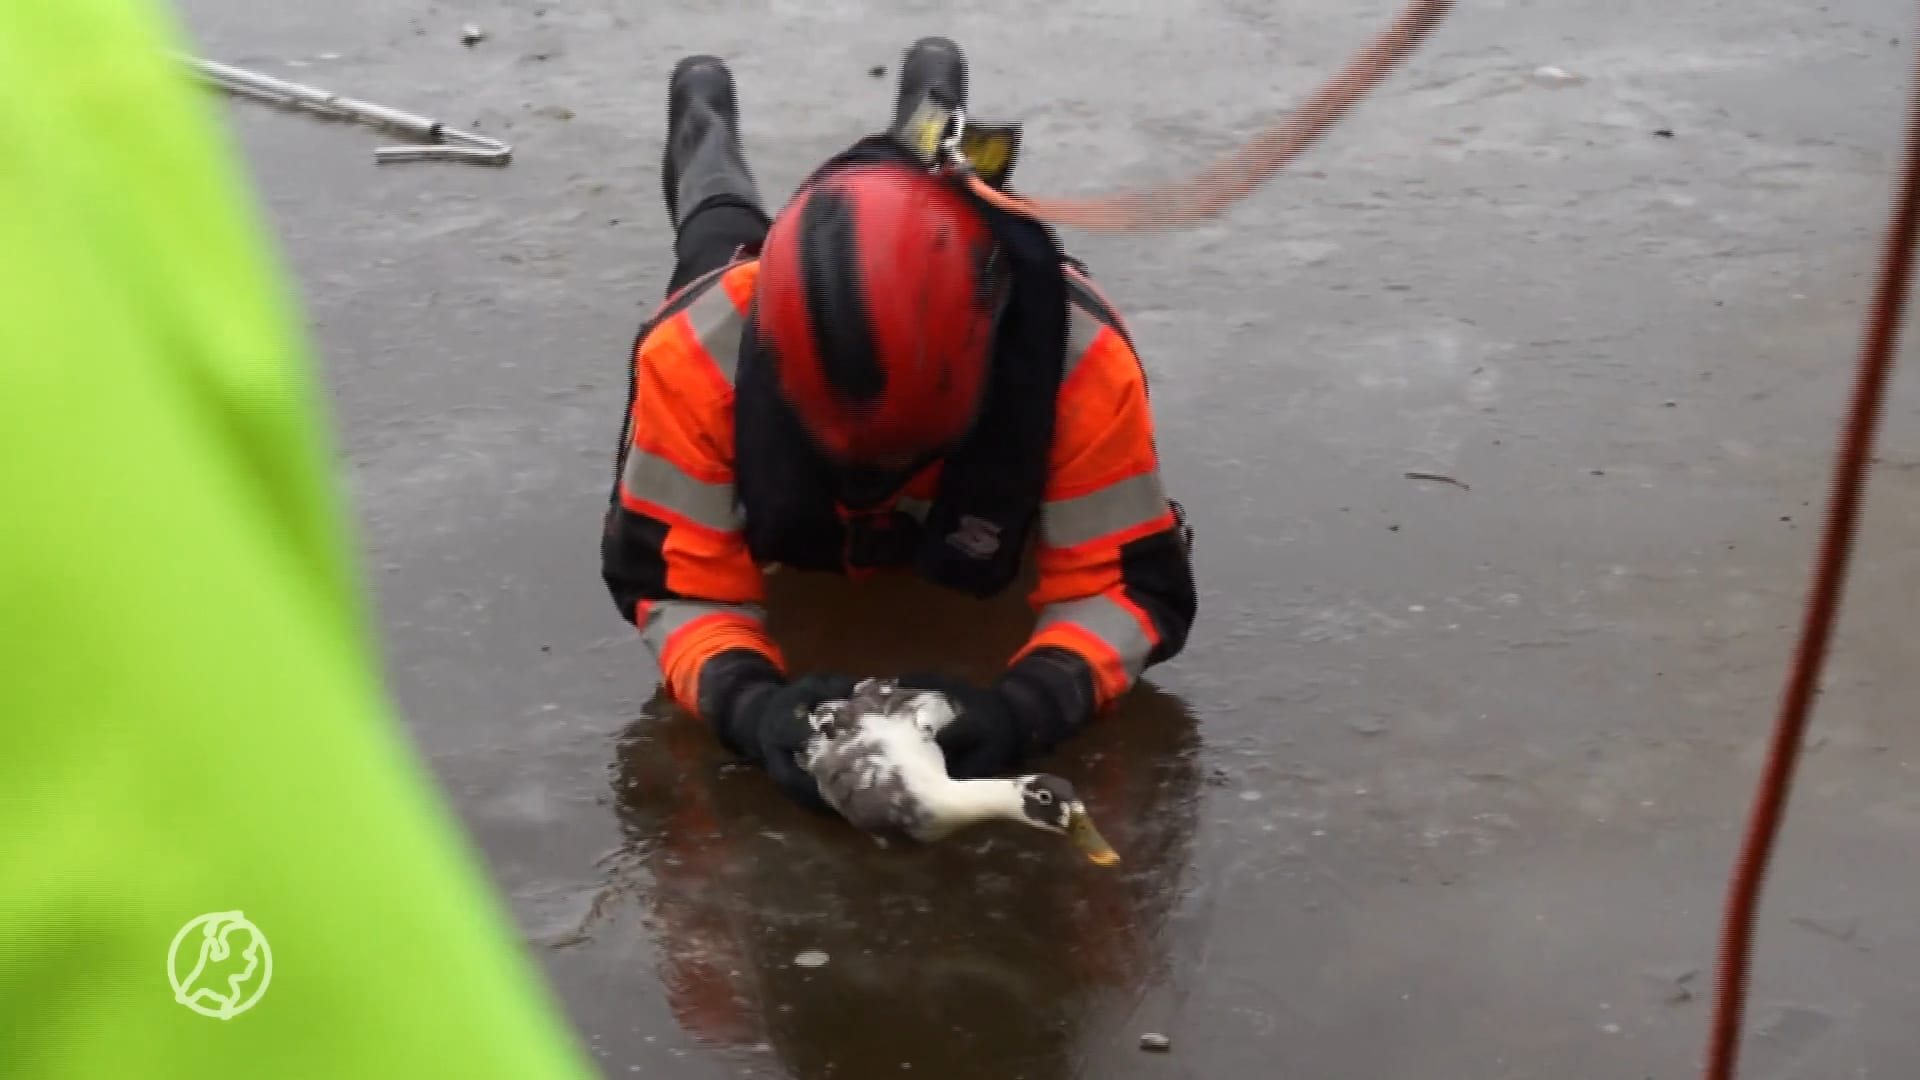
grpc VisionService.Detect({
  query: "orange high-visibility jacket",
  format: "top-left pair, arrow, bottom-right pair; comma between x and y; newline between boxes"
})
601,255 -> 1196,726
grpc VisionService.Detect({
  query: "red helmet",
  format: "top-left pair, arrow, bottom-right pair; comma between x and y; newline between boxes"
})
753,162 -> 1007,465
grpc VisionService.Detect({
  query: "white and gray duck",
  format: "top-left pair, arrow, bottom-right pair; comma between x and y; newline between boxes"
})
797,677 -> 1121,866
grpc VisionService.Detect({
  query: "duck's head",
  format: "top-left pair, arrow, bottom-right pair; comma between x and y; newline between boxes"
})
1013,775 -> 1120,867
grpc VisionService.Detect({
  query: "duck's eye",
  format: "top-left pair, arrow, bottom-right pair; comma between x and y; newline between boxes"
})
1033,789 -> 1054,806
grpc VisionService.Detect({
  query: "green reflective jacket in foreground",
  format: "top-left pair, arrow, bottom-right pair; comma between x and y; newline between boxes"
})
0,3 -> 594,1076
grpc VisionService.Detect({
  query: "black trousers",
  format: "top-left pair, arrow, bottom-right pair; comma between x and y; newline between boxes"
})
666,200 -> 770,296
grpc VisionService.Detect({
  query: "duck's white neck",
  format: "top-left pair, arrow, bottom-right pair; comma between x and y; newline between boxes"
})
916,777 -> 1030,840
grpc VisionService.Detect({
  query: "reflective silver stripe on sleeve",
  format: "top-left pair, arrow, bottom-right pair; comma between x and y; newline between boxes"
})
1061,304 -> 1106,382
1042,470 -> 1170,550
896,496 -> 932,522
621,447 -> 740,532
1035,594 -> 1153,679
688,280 -> 747,385
639,599 -> 767,662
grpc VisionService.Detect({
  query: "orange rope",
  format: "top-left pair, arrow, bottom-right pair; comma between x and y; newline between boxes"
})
1702,23 -> 1920,1080
967,0 -> 1456,230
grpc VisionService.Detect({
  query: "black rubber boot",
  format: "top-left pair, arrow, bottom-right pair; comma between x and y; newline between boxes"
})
661,55 -> 764,230
891,36 -> 969,135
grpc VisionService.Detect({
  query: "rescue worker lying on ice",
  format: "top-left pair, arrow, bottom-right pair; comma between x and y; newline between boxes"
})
601,36 -> 1198,809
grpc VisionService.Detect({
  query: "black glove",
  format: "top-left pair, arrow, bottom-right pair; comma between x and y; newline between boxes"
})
712,666 -> 858,812
899,652 -> 1091,779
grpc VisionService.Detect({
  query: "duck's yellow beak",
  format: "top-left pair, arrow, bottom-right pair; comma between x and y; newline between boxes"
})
1066,806 -> 1120,867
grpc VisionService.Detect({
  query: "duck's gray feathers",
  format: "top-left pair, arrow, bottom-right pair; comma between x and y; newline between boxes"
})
806,724 -> 934,838
800,678 -> 959,841
806,678 -> 957,741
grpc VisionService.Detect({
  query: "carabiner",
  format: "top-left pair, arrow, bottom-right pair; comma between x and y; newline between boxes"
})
938,108 -> 969,169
